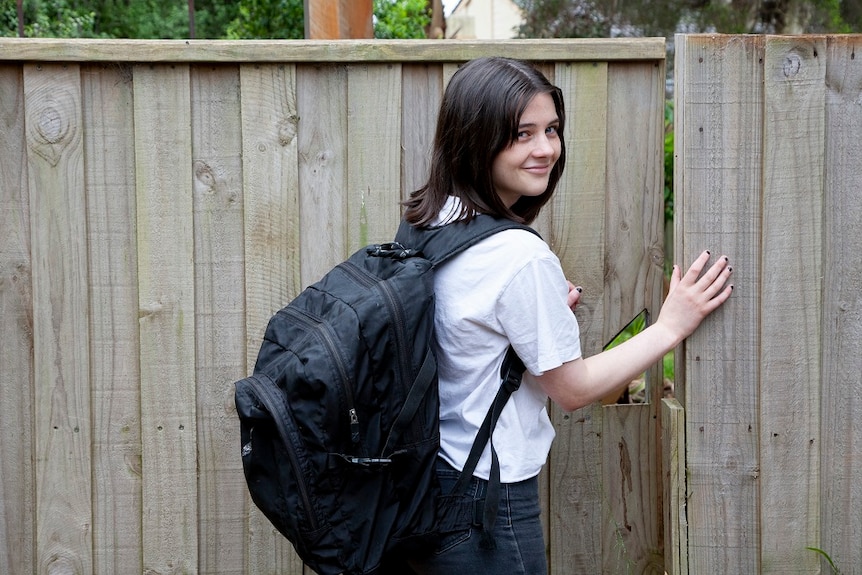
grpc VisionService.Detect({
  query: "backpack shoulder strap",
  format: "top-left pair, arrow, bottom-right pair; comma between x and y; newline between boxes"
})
394,215 -> 540,267
396,216 -> 540,549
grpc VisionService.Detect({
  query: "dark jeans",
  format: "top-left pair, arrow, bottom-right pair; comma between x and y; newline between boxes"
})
407,459 -> 547,575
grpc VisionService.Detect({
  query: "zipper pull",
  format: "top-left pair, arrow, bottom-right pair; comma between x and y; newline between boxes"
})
349,408 -> 360,443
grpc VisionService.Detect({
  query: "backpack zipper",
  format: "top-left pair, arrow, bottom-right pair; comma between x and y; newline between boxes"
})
244,374 -> 320,532
282,306 -> 361,444
339,260 -> 421,450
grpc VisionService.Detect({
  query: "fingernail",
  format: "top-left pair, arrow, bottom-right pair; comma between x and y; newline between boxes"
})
576,287 -> 583,293
728,266 -> 733,272
706,250 -> 711,255
724,256 -> 729,262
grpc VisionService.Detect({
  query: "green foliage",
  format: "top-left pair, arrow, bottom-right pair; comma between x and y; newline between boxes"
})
515,0 -> 859,37
807,547 -> 843,575
226,0 -> 304,39
1,0 -> 242,39
374,0 -> 430,39
111,0 -> 189,38
2,0 -> 102,37
664,100 -> 674,226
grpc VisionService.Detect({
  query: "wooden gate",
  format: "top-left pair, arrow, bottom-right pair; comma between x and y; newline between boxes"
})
0,38 -> 668,574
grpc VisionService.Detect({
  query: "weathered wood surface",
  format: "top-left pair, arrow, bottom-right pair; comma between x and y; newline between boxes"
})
676,33 -> 862,574
0,37 -> 666,63
0,40 -> 667,574
662,398 -> 687,575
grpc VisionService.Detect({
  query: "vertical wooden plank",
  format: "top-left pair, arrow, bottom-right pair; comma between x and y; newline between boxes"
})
605,62 -> 666,349
401,64 -> 442,200
442,62 -> 459,88
297,63 -> 349,286
239,62 -> 304,574
675,34 -> 763,573
133,63 -> 198,574
191,64 -> 247,575
0,64 -> 36,575
81,63 -> 143,575
760,36 -> 825,574
546,61 -> 608,575
602,404 -> 660,574
346,63 -> 402,247
662,398 -> 687,575
240,63 -> 302,344
821,35 -> 862,572
601,61 -> 665,575
24,63 -> 93,575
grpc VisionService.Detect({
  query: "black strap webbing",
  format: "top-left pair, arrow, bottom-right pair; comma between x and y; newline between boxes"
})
450,346 -> 525,549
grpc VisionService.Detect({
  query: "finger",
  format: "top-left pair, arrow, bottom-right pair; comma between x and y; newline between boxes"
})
682,250 -> 713,283
667,264 -> 682,293
702,264 -> 733,300
703,283 -> 734,312
567,284 -> 583,309
695,255 -> 731,292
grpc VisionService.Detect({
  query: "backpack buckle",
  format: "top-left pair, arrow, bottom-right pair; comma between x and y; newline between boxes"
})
367,242 -> 417,260
336,454 -> 393,467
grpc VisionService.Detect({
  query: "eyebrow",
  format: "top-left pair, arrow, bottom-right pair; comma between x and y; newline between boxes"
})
518,117 -> 561,129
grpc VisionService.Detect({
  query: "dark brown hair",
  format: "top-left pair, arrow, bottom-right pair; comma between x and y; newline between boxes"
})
403,57 -> 566,226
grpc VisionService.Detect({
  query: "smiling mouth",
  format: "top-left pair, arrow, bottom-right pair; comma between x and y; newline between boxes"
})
524,165 -> 551,174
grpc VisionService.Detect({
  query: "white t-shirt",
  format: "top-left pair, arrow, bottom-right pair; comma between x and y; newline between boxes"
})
432,197 -> 582,482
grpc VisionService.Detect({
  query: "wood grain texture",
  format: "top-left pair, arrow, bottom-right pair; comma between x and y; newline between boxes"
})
603,405 -> 662,574
297,63 -> 349,285
601,60 -> 666,575
25,62 -> 94,575
821,34 -> 862,572
346,62 -> 402,248
662,398 -> 687,575
0,63 -> 35,575
191,64 -> 248,574
0,38 -> 667,63
133,63 -> 199,574
82,62 -> 143,575
759,36 -> 825,574
675,34 -> 763,574
400,64 -> 442,200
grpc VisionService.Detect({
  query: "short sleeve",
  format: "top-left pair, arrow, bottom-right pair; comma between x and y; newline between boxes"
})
495,250 -> 582,375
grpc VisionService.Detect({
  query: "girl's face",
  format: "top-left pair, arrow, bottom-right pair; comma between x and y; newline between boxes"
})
491,92 -> 562,208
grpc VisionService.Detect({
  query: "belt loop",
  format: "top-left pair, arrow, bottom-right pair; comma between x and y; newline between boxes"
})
472,498 -> 485,526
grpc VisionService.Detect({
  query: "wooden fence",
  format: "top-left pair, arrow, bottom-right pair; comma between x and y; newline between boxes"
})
675,34 -> 862,574
0,38 -> 669,574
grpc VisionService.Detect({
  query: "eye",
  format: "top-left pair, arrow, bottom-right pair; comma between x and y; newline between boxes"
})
546,125 -> 559,136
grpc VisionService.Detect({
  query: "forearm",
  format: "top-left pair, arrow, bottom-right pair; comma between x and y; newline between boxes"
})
537,250 -> 732,411
536,321 -> 683,411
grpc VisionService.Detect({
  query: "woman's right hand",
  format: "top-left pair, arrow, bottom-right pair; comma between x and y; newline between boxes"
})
656,250 -> 733,343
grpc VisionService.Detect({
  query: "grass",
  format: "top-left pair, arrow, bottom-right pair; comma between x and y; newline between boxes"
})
807,547 -> 842,575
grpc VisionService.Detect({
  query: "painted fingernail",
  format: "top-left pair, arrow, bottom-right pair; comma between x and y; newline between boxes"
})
576,287 -> 583,293
728,267 -> 733,272
706,250 -> 711,255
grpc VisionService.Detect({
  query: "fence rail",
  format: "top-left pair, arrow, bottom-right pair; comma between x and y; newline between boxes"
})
0,38 -> 668,574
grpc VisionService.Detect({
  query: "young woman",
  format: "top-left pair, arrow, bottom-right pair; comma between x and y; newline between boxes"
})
402,57 -> 733,574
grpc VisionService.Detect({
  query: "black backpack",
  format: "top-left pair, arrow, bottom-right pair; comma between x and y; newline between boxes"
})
234,215 -> 537,575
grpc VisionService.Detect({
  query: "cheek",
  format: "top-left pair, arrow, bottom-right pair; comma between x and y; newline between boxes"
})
552,141 -> 562,162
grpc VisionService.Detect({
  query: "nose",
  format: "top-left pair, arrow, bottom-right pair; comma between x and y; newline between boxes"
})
532,133 -> 555,157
